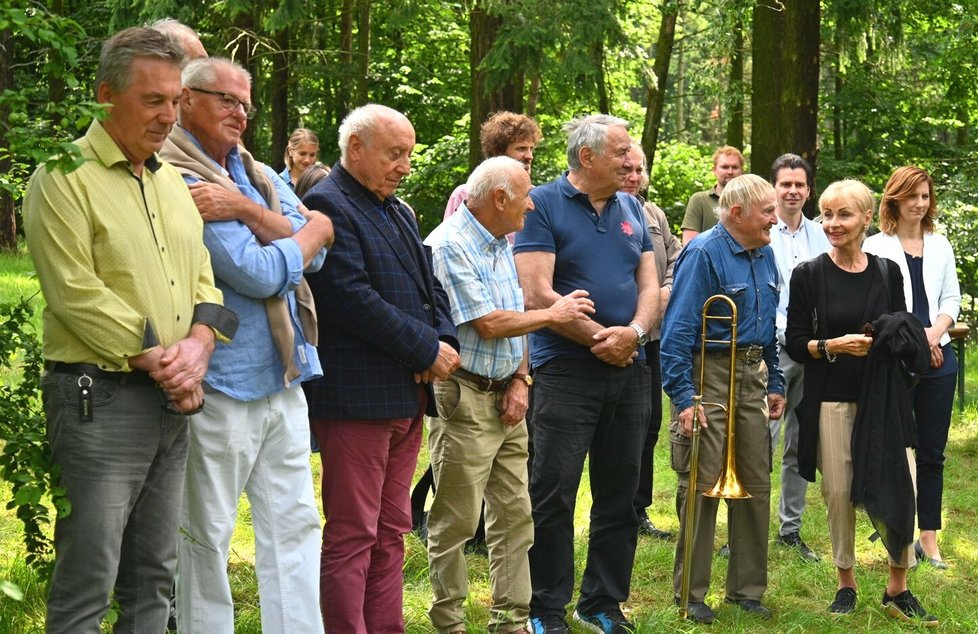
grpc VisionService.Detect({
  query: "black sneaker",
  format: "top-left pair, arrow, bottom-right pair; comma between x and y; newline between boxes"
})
829,587 -> 857,614
725,598 -> 772,620
777,531 -> 820,561
530,615 -> 570,634
882,589 -> 939,627
573,608 -> 635,633
638,515 -> 673,540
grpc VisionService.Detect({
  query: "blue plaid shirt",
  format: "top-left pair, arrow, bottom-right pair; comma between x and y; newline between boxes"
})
426,205 -> 524,380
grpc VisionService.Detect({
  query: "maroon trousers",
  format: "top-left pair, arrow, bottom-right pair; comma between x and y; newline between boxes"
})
312,394 -> 425,633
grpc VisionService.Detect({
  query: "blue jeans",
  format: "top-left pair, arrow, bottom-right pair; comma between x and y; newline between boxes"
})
41,371 -> 188,634
527,358 -> 650,618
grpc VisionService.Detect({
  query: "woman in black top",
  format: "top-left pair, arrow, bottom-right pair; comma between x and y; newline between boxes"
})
785,180 -> 938,625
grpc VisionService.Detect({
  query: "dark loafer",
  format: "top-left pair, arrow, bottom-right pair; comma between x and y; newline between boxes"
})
914,540 -> 949,570
725,598 -> 772,620
677,600 -> 715,624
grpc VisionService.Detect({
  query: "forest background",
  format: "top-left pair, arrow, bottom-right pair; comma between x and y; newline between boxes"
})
2,0 -> 978,321
3,1 -> 978,630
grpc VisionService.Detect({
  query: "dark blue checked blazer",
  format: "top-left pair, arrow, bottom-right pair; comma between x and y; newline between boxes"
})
301,164 -> 458,420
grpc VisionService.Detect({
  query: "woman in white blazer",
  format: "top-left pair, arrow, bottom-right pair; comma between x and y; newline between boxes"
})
863,166 -> 961,569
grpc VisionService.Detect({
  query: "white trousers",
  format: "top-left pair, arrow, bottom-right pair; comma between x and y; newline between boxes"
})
176,386 -> 323,634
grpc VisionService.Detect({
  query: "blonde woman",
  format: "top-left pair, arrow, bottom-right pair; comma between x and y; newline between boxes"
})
786,180 -> 937,625
280,127 -> 319,189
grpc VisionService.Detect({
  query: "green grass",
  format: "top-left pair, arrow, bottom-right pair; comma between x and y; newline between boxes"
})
2,245 -> 978,632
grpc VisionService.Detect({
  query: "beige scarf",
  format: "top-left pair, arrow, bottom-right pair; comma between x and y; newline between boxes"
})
161,126 -> 318,387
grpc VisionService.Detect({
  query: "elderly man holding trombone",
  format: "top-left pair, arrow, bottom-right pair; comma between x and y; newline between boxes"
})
660,174 -> 786,625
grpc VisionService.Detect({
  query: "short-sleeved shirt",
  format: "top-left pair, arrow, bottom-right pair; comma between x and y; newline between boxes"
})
23,119 -> 224,370
426,204 -> 524,379
513,172 -> 652,368
681,188 -> 720,233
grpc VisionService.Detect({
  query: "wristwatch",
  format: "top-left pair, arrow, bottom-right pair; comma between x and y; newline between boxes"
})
629,322 -> 650,346
512,372 -> 533,387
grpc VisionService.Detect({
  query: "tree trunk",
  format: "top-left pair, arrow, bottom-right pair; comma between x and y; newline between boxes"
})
270,28 -> 290,171
781,0 -> 820,216
750,0 -> 784,178
526,73 -> 540,118
594,40 -> 609,114
0,26 -> 15,250
724,20 -> 744,150
47,0 -> 65,106
674,17 -> 684,141
232,7 -> 260,151
469,4 -> 496,170
640,1 -> 679,173
355,0 -> 371,106
337,0 -> 353,121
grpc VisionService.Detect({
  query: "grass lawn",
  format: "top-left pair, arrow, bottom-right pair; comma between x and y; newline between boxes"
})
2,245 -> 978,632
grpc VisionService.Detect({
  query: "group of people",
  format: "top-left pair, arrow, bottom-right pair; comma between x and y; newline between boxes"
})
21,19 -> 959,634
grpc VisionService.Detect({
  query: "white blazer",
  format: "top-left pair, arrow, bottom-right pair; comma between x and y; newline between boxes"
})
862,231 -> 961,346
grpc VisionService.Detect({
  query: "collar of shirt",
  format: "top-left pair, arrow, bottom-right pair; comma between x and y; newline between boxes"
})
88,119 -> 162,173
455,204 -> 509,257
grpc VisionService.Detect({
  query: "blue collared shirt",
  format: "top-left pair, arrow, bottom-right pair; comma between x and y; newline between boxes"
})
660,223 -> 784,412
182,133 -> 327,400
426,204 -> 524,379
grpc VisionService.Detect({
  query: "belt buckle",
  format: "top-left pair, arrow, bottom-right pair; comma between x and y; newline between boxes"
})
745,345 -> 763,364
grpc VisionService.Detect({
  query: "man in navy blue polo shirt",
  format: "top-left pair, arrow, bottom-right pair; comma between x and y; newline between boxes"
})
514,114 -> 659,634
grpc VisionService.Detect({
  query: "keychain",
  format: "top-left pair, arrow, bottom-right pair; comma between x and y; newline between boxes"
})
78,373 -> 93,422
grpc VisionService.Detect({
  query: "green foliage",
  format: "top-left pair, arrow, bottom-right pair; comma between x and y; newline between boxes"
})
646,140 -> 713,233
0,295 -> 67,573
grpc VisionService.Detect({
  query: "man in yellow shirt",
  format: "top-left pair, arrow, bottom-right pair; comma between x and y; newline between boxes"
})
23,27 -> 235,634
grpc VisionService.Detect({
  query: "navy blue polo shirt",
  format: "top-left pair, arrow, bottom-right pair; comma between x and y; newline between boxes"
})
513,172 -> 652,368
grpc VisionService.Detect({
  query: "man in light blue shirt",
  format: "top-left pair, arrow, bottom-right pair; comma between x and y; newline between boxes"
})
424,157 -> 593,633
768,153 -> 831,562
160,57 -> 333,633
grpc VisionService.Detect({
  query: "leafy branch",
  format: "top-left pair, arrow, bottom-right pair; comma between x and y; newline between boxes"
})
0,295 -> 69,573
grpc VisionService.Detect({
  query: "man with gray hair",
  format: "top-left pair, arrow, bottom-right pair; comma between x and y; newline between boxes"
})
661,173 -> 785,624
159,57 -> 333,633
514,115 -> 659,633
148,18 -> 207,60
301,104 -> 461,632
23,27 -> 236,633
424,156 -> 594,633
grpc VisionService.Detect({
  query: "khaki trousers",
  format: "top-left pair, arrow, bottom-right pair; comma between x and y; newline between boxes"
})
671,355 -> 772,603
817,402 -> 916,569
427,376 -> 533,633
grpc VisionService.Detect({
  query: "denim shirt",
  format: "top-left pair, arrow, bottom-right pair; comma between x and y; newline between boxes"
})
182,136 -> 327,400
660,223 -> 784,412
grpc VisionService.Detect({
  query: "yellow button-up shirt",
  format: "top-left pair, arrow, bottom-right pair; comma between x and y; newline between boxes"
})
23,120 -> 224,371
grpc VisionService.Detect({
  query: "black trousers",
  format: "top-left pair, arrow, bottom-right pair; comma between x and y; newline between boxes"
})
910,363 -> 957,530
528,358 -> 651,617
633,341 -> 663,513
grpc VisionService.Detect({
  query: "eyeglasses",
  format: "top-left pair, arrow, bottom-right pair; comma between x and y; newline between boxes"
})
190,87 -> 257,120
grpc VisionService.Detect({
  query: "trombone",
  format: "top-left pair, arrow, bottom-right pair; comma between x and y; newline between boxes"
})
679,294 -> 751,620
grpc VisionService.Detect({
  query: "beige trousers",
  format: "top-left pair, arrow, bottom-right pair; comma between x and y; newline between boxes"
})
817,401 -> 916,569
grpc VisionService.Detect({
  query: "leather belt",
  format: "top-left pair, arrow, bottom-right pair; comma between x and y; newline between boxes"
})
706,345 -> 764,365
44,362 -> 157,385
453,368 -> 509,392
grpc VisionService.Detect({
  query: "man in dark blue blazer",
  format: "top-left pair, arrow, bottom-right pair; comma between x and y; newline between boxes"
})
302,103 -> 460,633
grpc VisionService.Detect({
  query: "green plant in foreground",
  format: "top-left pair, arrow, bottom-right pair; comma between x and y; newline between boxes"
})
0,295 -> 68,574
